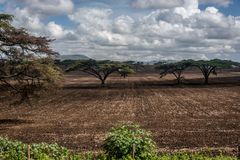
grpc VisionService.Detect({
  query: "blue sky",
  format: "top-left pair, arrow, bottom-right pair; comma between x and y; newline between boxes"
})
215,0 -> 240,16
1,0 -> 240,61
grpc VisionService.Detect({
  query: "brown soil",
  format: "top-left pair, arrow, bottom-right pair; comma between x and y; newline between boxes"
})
0,72 -> 240,153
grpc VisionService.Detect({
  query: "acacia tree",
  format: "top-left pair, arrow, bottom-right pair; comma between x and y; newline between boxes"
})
193,60 -> 217,84
118,65 -> 134,78
185,59 -> 240,84
67,59 -> 133,86
187,59 -> 219,84
156,61 -> 191,84
0,14 -> 61,103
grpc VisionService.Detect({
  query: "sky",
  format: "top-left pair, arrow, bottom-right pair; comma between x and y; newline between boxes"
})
0,0 -> 240,62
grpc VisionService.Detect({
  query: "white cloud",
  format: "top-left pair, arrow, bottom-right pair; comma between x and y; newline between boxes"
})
132,0 -> 232,9
132,0 -> 184,9
62,3 -> 240,61
69,8 -> 112,32
205,7 -> 219,14
46,21 -> 76,40
47,22 -> 65,38
2,0 -> 75,41
12,7 -> 74,41
19,0 -> 74,15
184,0 -> 199,8
4,0 -> 240,61
114,16 -> 135,34
13,8 -> 45,33
200,0 -> 231,7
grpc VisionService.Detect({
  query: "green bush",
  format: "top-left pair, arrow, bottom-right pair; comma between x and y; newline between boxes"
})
69,152 -> 98,160
158,153 -> 237,160
31,142 -> 68,159
103,124 -> 158,160
0,137 -> 68,160
0,137 -> 28,160
0,131 -> 238,160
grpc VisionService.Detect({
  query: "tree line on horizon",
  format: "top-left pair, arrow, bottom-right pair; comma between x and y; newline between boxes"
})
62,58 -> 240,85
1,13 -> 240,104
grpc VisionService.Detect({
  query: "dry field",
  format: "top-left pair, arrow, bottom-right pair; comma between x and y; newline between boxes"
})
0,72 -> 240,152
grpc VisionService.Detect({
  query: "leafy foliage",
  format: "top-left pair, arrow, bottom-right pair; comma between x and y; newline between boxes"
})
0,137 -> 27,160
0,137 -> 68,160
183,59 -> 240,84
197,59 -> 240,69
66,59 -> 133,86
118,65 -> 135,78
0,14 -> 13,29
103,124 -> 158,159
155,59 -> 240,84
0,136 -> 238,160
0,14 -> 61,103
156,61 -> 191,84
157,153 -> 237,160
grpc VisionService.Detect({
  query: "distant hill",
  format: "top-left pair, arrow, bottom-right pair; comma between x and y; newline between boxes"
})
57,54 -> 89,61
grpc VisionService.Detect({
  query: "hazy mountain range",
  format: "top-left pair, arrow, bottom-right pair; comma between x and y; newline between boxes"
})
57,54 -> 89,61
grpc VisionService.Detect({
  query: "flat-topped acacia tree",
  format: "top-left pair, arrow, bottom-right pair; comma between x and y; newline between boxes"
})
156,61 -> 191,84
186,59 -> 240,84
0,14 -> 61,103
66,59 -> 133,86
192,60 -> 217,84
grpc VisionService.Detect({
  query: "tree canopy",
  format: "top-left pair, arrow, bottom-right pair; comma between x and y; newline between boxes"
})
156,61 -> 191,84
0,14 -> 61,104
185,59 -> 240,84
155,59 -> 240,84
66,59 -> 133,86
118,65 -> 134,78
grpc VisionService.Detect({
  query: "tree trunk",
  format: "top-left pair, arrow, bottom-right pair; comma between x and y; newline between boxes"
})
100,79 -> 106,87
204,75 -> 209,84
177,77 -> 181,85
173,72 -> 181,85
200,68 -> 210,85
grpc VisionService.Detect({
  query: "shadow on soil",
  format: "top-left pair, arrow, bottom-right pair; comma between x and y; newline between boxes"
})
63,77 -> 240,90
0,119 -> 32,125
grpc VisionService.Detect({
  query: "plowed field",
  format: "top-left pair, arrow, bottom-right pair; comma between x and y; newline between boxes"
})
0,72 -> 240,152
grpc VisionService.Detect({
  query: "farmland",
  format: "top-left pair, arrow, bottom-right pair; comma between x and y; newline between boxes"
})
0,71 -> 240,153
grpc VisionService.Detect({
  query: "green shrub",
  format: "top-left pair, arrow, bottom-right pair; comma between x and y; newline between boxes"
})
103,124 -> 158,160
158,153 -> 237,160
31,142 -> 68,159
69,152 -> 97,160
0,135 -> 238,160
0,137 -> 68,160
0,137 -> 28,160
